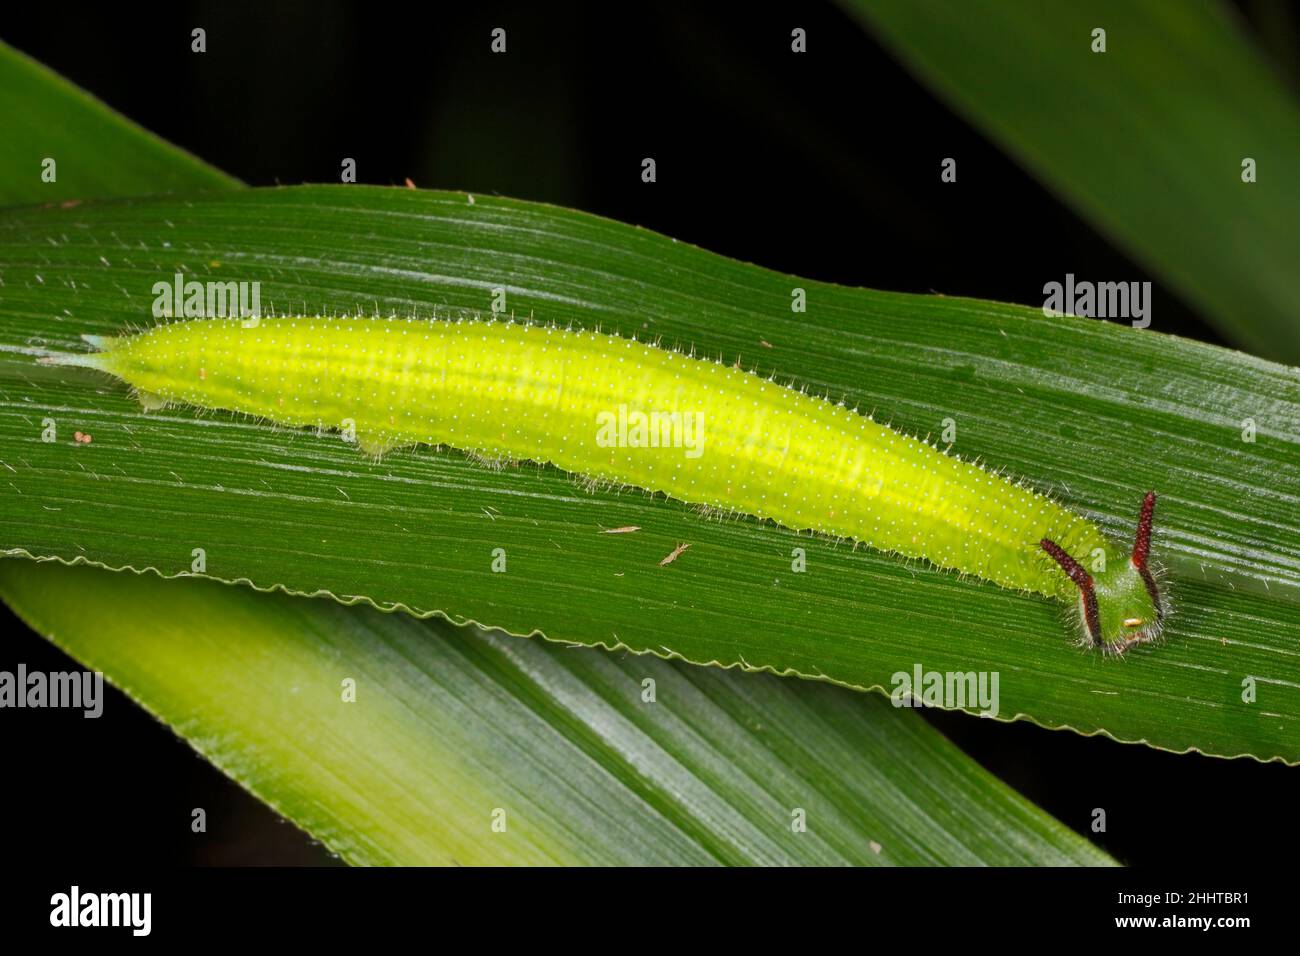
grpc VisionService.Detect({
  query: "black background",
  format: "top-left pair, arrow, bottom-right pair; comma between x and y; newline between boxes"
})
1,1 -> 1295,867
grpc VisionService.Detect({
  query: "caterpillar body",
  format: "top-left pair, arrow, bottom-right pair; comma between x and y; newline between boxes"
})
42,316 -> 1165,652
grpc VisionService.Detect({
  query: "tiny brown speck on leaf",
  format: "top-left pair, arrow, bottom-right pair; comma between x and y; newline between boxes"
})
659,542 -> 690,566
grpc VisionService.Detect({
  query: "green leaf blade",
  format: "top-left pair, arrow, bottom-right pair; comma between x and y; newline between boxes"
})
0,40 -> 240,205
847,0 -> 1300,363
0,559 -> 1113,865
1,185 -> 1297,762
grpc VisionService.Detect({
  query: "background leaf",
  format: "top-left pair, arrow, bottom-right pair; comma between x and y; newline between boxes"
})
0,559 -> 1112,866
1,184 -> 1298,763
0,41 -> 238,205
846,0 -> 1300,363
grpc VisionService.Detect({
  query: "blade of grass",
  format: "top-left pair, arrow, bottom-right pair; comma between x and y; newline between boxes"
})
0,558 -> 1113,865
0,41 -> 239,205
846,0 -> 1300,363
1,184 -> 1298,763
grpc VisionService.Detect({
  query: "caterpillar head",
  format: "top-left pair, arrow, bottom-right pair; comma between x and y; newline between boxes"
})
1040,492 -> 1165,653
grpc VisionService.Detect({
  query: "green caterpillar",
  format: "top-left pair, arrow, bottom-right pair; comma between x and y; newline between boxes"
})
42,316 -> 1166,652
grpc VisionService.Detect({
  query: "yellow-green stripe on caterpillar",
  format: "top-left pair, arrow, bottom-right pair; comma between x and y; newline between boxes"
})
42,316 -> 1166,653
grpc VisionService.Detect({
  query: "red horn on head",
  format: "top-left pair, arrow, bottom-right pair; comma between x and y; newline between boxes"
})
1132,491 -> 1156,569
1039,538 -> 1101,645
1131,491 -> 1164,622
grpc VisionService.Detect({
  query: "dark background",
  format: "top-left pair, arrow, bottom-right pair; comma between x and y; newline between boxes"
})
1,0 -> 1295,867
